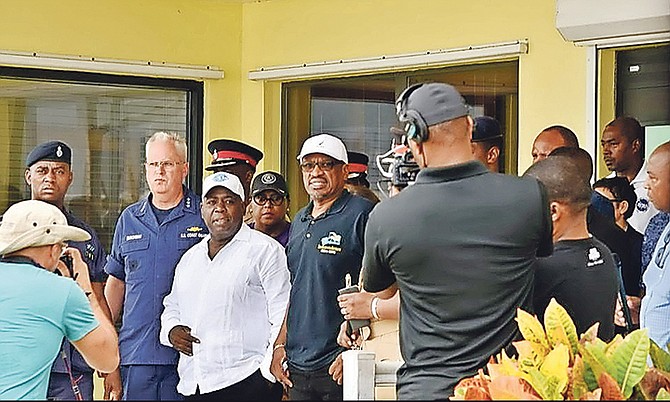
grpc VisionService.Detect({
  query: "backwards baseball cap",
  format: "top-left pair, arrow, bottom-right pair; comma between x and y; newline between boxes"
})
396,83 -> 469,127
251,171 -> 288,196
0,200 -> 90,256
472,116 -> 503,142
297,133 -> 348,164
26,141 -> 72,167
202,172 -> 245,201
205,139 -> 263,171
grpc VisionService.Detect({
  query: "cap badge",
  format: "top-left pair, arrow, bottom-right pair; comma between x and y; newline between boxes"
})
261,173 -> 276,185
56,145 -> 63,158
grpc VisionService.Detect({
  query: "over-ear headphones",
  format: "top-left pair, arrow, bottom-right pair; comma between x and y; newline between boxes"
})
395,83 -> 430,144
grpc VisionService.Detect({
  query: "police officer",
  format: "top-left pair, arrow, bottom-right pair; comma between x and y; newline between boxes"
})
205,138 -> 264,205
23,141 -> 114,400
104,132 -> 208,400
470,116 -> 503,173
250,171 -> 291,247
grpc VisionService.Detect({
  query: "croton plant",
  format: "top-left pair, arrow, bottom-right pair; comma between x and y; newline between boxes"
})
451,299 -> 670,400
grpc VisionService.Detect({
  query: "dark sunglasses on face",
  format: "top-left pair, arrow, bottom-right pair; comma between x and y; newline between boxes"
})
253,193 -> 285,206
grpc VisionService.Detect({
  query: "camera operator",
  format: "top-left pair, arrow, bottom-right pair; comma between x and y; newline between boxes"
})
0,200 -> 119,400
362,83 -> 552,399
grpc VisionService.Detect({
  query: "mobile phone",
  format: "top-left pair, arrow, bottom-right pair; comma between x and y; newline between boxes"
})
338,284 -> 371,333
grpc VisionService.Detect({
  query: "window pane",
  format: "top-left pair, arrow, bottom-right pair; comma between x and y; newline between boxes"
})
0,77 -> 191,250
283,61 -> 519,211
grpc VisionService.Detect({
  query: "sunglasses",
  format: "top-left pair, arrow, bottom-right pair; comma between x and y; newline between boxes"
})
253,193 -> 285,206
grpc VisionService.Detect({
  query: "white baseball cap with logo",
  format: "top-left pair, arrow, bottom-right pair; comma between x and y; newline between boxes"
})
202,171 -> 246,201
0,200 -> 90,256
296,133 -> 348,164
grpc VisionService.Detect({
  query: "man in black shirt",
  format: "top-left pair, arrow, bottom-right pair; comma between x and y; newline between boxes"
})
363,83 -> 553,400
525,156 -> 618,341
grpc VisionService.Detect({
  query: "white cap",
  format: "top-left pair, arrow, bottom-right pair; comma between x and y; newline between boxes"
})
202,172 -> 245,201
296,134 -> 348,164
0,200 -> 90,256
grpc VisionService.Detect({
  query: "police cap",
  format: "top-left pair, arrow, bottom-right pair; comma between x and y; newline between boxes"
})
26,141 -> 72,167
205,139 -> 263,171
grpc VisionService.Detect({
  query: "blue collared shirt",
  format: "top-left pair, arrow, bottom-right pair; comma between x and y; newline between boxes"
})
641,221 -> 670,350
105,187 -> 208,365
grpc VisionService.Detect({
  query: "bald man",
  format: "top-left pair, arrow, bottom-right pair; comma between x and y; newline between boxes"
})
531,125 -> 579,164
640,141 -> 670,349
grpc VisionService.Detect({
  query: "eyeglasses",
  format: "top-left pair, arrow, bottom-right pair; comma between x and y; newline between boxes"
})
654,230 -> 670,268
146,160 -> 184,171
299,160 -> 341,173
253,193 -> 285,206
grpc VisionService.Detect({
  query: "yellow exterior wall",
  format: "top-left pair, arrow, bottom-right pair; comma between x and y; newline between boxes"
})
0,0 -> 591,175
240,0 -> 589,174
0,0 -> 244,167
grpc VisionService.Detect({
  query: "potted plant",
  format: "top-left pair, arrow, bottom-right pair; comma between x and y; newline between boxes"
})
451,299 -> 670,400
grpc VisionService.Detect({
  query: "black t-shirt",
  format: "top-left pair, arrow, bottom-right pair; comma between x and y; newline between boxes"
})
363,161 -> 553,400
587,207 -> 640,296
534,237 -> 618,341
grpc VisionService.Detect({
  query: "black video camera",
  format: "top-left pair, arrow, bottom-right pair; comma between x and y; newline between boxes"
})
391,150 -> 419,188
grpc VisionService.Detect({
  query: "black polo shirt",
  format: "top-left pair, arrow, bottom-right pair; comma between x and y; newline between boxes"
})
363,161 -> 552,400
285,190 -> 375,371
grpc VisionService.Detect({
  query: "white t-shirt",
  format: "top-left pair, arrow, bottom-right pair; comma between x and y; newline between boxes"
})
607,161 -> 658,234
160,224 -> 290,396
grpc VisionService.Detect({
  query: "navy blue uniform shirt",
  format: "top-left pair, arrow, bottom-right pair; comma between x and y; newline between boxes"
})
285,190 -> 374,371
104,187 -> 207,365
51,210 -> 108,375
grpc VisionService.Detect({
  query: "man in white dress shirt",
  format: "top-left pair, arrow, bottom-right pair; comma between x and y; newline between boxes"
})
160,172 -> 291,401
601,116 -> 658,233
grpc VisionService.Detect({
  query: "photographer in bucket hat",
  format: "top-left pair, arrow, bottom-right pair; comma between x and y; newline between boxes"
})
362,83 -> 553,399
0,200 -> 119,400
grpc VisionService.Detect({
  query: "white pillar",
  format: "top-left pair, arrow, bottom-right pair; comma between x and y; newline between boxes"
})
342,350 -> 376,400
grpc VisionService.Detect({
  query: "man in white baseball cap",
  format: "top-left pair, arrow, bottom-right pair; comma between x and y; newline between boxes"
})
270,133 -> 376,400
0,200 -> 119,400
160,172 -> 291,399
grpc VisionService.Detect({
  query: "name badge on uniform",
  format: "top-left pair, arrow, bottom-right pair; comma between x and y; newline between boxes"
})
180,226 -> 206,239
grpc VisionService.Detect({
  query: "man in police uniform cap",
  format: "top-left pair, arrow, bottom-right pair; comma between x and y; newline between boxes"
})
24,140 -> 116,400
346,151 -> 371,188
205,138 -> 264,205
470,116 -> 503,173
250,171 -> 291,248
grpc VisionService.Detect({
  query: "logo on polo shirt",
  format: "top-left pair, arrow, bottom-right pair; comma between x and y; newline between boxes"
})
318,231 -> 342,255
637,198 -> 650,213
586,247 -> 604,267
